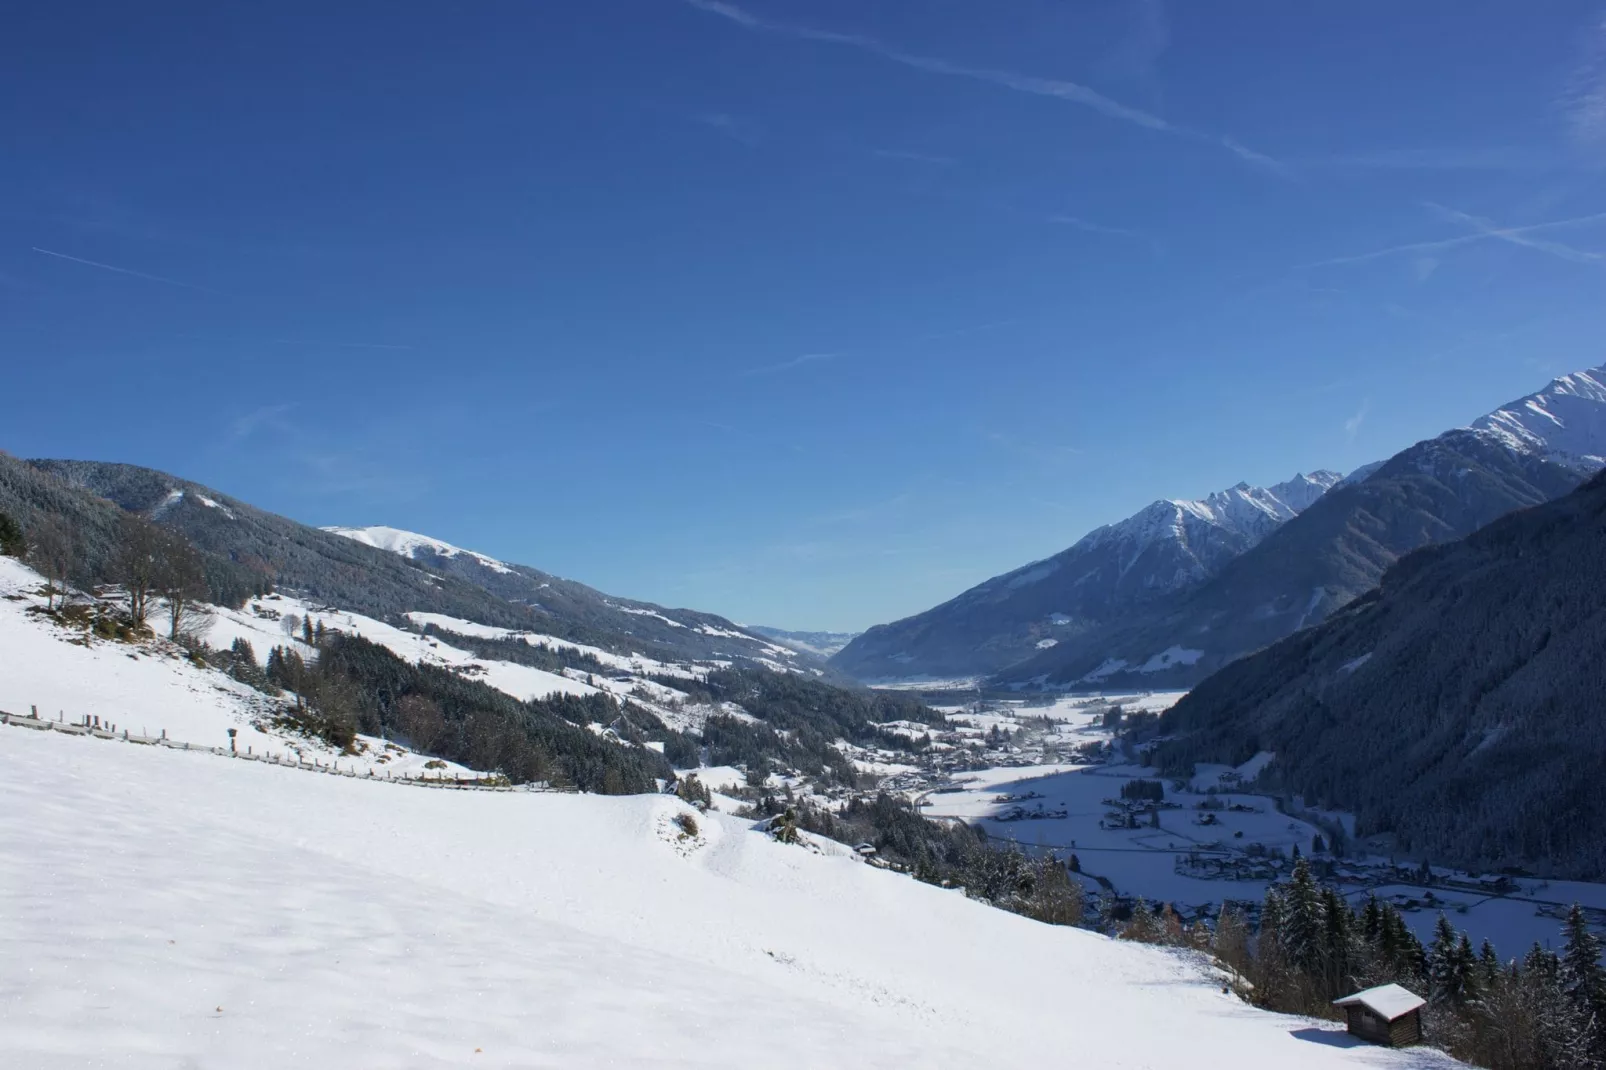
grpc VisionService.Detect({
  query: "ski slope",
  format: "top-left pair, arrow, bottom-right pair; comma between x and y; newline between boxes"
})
0,727 -> 1458,1069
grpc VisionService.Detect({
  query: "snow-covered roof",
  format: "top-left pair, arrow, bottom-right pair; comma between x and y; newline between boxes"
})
1333,983 -> 1426,1020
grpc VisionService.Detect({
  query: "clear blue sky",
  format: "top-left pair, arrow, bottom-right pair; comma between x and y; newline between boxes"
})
4,2 -> 1605,631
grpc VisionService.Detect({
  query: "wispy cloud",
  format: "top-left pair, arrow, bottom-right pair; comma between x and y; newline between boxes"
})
742,351 -> 836,376
228,403 -> 297,442
983,429 -> 1085,466
1319,146 -> 1556,172
1425,202 -> 1603,263
694,111 -> 763,146
1561,14 -> 1606,152
1344,400 -> 1370,441
269,338 -> 413,350
1047,214 -> 1137,238
872,148 -> 956,166
1303,207 -> 1606,268
1413,256 -> 1440,282
31,246 -> 217,292
682,0 -> 1280,171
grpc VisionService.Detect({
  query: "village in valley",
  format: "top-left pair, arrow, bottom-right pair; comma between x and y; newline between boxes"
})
820,686 -> 1606,958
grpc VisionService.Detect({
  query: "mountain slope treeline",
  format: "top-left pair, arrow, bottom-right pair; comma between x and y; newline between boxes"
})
1154,468 -> 1606,879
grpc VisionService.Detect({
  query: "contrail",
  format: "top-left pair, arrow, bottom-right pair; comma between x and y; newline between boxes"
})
31,246 -> 216,292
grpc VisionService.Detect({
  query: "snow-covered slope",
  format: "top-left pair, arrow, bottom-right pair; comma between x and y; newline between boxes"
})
323,524 -> 515,573
0,728 -> 1457,1068
321,522 -> 800,670
832,471 -> 1340,681
1469,365 -> 1606,475
0,558 -> 478,778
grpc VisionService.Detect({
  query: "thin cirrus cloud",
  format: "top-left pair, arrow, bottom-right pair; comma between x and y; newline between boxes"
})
1560,14 -> 1606,151
1047,214 -> 1138,238
30,246 -> 217,292
872,148 -> 956,166
1424,202 -> 1602,264
682,0 -> 1283,173
1344,400 -> 1370,442
742,351 -> 836,376
1302,207 -> 1606,269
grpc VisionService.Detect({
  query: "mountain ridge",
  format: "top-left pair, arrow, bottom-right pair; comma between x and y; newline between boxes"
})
996,364 -> 1606,690
829,470 -> 1341,681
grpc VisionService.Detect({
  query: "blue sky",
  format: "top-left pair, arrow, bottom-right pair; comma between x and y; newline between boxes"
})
4,1 -> 1605,631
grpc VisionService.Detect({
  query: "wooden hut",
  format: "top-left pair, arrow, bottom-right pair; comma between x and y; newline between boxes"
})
1332,983 -> 1425,1047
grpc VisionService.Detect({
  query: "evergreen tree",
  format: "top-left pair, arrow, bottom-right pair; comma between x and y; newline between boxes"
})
1281,858 -> 1325,977
1560,904 -> 1606,1056
1477,939 -> 1502,992
1428,914 -> 1474,1007
0,511 -> 23,557
1320,886 -> 1356,1000
1361,893 -> 1383,944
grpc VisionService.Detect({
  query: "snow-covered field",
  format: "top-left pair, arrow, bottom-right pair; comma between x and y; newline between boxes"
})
0,727 -> 1458,1069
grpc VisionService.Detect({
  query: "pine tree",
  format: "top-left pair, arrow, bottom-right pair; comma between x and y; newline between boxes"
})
1281,858 -> 1326,977
1560,903 -> 1606,1057
1361,893 -> 1383,944
1477,939 -> 1502,992
1428,914 -> 1474,1007
0,511 -> 23,557
1320,886 -> 1355,1000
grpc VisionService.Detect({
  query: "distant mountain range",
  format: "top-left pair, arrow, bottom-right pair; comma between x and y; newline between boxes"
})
747,626 -> 860,660
1155,465 -> 1606,879
832,364 -> 1606,690
831,471 -> 1342,681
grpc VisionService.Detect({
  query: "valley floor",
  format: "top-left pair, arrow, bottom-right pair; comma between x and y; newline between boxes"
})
0,728 -> 1461,1069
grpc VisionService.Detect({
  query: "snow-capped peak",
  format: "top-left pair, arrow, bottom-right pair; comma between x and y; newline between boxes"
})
323,525 -> 514,574
1468,364 -> 1606,475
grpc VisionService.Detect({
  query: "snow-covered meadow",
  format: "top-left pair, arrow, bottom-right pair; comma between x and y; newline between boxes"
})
0,726 -> 1460,1069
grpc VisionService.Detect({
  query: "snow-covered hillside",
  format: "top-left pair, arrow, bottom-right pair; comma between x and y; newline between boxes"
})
1469,364 -> 1606,475
0,726 -> 1458,1068
322,524 -> 516,573
0,557 -> 478,779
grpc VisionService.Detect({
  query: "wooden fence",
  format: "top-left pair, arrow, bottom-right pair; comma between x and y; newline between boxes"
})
0,707 -> 551,793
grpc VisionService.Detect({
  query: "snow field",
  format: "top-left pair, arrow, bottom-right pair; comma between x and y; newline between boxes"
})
0,729 -> 1457,1069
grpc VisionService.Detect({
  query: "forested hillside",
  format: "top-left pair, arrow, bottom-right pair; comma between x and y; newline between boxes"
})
1154,468 -> 1606,878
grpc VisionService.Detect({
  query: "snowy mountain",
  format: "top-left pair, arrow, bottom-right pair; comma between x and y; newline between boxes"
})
320,522 -> 797,667
1469,366 -> 1606,474
1000,363 -> 1606,690
831,471 -> 1341,681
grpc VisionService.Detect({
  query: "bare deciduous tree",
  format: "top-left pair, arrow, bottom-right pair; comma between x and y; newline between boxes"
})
158,536 -> 211,644
28,517 -> 74,610
113,516 -> 165,628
